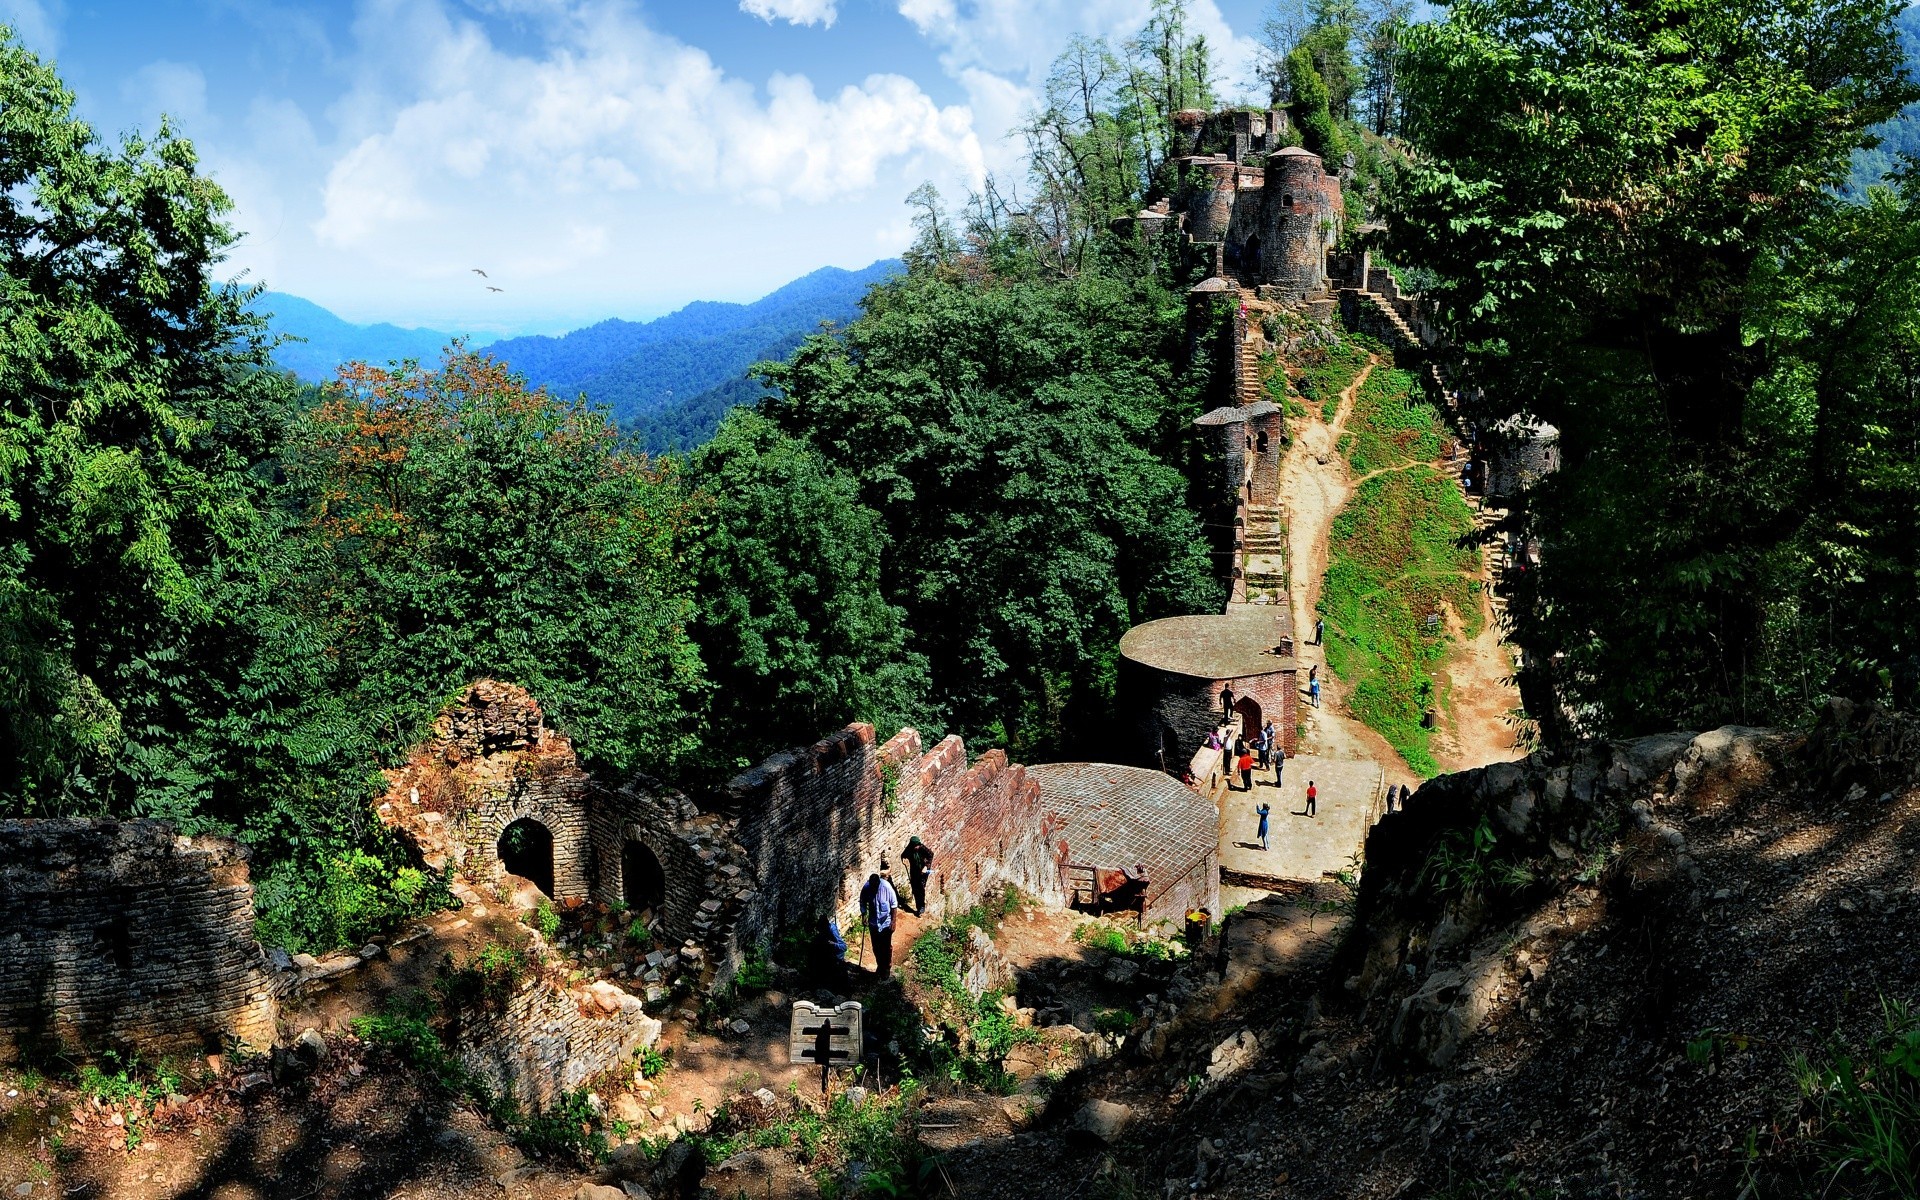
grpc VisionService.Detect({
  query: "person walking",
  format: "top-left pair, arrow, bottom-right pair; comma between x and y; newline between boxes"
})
860,871 -> 899,980
901,835 -> 935,915
1273,743 -> 1286,786
1237,746 -> 1254,793
810,914 -> 848,988
1308,664 -> 1318,685
1256,801 -> 1271,850
1219,684 -> 1237,722
1309,676 -> 1321,709
1299,780 -> 1317,818
1383,783 -> 1398,813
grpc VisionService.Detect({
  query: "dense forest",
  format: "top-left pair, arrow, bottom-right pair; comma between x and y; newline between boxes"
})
2,0 -> 1916,956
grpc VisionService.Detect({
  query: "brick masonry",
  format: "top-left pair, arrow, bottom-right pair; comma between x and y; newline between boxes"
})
381,683 -> 746,989
721,724 -> 1069,960
457,978 -> 661,1110
0,819 -> 279,1063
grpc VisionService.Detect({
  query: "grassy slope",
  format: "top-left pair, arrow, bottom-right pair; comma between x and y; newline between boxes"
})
1320,363 -> 1481,775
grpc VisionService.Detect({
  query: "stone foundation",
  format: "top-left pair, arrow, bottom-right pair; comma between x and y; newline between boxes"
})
0,819 -> 279,1063
458,978 -> 661,1110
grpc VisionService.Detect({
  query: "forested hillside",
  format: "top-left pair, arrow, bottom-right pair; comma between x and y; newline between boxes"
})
249,292 -> 485,381
484,259 -> 899,433
4,0 -> 1918,997
0,10 -> 1218,953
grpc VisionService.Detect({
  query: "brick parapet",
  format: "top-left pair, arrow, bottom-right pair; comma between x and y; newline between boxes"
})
0,819 -> 278,1063
457,977 -> 661,1109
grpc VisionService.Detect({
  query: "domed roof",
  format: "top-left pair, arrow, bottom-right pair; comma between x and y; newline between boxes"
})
1120,611 -> 1295,679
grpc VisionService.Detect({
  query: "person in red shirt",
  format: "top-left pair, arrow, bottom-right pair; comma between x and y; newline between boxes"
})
1299,780 -> 1318,818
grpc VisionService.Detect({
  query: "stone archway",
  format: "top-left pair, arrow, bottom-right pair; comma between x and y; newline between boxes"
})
497,817 -> 555,898
1234,695 -> 1263,743
621,839 -> 666,921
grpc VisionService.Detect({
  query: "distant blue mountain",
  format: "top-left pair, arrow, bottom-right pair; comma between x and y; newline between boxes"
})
252,292 -> 485,382
255,259 -> 901,452
484,259 -> 901,427
1849,5 -> 1920,196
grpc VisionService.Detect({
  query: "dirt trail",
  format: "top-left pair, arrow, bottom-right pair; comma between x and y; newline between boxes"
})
1278,360 -> 1415,782
1277,356 -> 1521,783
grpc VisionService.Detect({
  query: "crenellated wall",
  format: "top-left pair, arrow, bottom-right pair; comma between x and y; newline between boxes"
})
0,819 -> 279,1063
722,724 -> 1069,958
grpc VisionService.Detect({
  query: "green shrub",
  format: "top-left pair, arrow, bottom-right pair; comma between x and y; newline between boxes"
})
638,1045 -> 671,1080
1794,997 -> 1920,1197
1093,1008 -> 1137,1036
1416,817 -> 1535,899
352,993 -> 473,1095
530,899 -> 561,940
511,1088 -> 608,1166
737,943 -> 775,992
255,847 -> 454,955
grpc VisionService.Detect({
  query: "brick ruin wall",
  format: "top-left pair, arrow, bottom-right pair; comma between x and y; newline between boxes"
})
385,680 -> 594,899
381,682 -> 740,992
456,978 -> 661,1110
721,724 -> 1069,963
1125,660 -> 1300,787
0,820 -> 279,1063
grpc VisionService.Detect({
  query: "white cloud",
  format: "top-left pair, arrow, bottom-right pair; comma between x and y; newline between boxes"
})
0,0 -> 60,56
122,61 -> 211,129
739,0 -> 838,27
313,0 -> 983,252
898,0 -> 1260,103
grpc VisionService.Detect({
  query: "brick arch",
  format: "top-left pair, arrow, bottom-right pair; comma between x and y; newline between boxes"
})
465,766 -> 592,902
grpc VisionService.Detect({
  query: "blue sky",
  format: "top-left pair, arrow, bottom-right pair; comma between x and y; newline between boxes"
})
7,0 -> 1273,333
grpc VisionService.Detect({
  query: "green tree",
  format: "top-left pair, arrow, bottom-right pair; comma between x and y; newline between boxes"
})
1288,46 -> 1348,161
683,410 -> 931,778
279,350 -> 704,778
1389,0 -> 1915,735
0,30 -> 299,813
757,267 -> 1220,760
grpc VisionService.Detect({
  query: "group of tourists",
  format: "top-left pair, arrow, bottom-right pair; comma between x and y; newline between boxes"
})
812,834 -> 938,988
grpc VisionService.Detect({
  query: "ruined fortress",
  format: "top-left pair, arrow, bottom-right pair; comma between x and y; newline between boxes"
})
0,110 -> 1538,1104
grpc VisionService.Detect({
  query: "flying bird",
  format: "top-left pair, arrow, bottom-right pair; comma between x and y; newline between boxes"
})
471,268 -> 488,277
486,286 -> 504,293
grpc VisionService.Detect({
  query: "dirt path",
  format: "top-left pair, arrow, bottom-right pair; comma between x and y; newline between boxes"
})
1277,357 -> 1521,784
1277,360 -> 1418,784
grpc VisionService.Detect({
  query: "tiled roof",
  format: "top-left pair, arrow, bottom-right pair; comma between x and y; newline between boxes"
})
1120,611 -> 1296,679
1030,763 -> 1214,883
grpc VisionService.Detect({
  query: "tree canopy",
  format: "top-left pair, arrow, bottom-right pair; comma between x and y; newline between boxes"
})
1389,0 -> 1919,733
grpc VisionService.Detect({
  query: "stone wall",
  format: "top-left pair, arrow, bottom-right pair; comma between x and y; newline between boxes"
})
721,724 -> 1069,960
1123,658 -> 1299,780
0,819 -> 279,1063
381,682 -> 744,995
457,977 -> 661,1109
384,681 -> 593,901
589,782 -> 747,990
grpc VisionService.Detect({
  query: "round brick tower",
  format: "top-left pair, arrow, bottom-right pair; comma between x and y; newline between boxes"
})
1186,158 -> 1239,245
1262,147 -> 1334,297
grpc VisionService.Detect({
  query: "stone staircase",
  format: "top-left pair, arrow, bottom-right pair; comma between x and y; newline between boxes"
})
1239,301 -> 1268,406
1243,502 -> 1286,591
1363,290 -> 1422,354
1475,502 -> 1510,628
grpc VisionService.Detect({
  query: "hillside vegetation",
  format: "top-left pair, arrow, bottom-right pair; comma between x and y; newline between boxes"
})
0,13 -> 1220,953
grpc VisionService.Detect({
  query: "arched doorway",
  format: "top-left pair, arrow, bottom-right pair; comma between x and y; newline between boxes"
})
497,818 -> 554,898
621,839 -> 666,920
1234,695 -> 1263,742
1244,235 -> 1262,276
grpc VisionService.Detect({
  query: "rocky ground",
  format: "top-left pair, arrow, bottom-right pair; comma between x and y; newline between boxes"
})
6,704 -> 1917,1200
